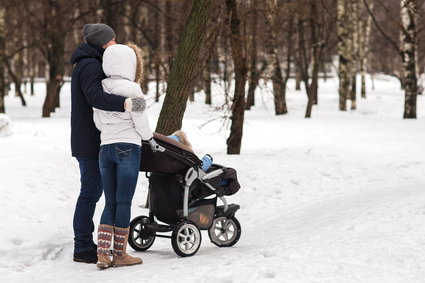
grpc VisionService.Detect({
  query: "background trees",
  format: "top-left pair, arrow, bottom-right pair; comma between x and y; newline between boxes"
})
1,0 -> 424,152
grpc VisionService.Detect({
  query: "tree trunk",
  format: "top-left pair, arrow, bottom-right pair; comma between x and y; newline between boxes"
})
154,58 -> 161,102
306,2 -> 320,118
13,38 -> 25,106
40,1 -> 65,117
359,1 -> 373,98
0,6 -> 5,113
204,57 -> 212,105
337,0 -> 349,111
265,0 -> 287,115
155,0 -> 212,135
30,76 -> 35,96
401,0 -> 417,118
225,0 -> 247,154
245,0 -> 258,110
349,0 -> 359,110
141,45 -> 150,94
295,67 -> 302,91
222,33 -> 231,105
165,0 -> 174,70
4,59 -> 26,107
188,87 -> 195,102
42,34 -> 65,117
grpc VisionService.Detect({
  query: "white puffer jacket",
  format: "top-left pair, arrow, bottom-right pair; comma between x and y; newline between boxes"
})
93,44 -> 153,146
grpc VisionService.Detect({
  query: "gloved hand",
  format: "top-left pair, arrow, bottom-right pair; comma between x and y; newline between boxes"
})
148,138 -> 164,152
124,97 -> 146,112
201,154 -> 213,172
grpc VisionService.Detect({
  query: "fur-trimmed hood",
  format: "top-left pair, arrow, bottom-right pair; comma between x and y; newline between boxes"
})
126,42 -> 144,84
102,43 -> 144,84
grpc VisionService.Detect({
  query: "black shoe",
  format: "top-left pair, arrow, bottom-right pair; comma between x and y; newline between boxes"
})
73,249 -> 98,264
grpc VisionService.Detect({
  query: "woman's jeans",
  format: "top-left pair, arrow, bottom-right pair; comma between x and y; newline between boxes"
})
73,157 -> 103,254
99,143 -> 141,228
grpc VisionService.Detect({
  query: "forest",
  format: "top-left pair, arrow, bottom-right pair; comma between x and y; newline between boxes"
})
0,0 -> 423,154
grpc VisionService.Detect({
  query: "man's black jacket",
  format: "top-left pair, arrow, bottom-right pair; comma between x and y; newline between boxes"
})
70,43 -> 126,158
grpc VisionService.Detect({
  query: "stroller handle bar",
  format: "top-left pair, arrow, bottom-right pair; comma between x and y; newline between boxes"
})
148,138 -> 166,153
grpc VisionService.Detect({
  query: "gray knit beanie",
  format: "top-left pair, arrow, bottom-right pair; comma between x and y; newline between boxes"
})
82,23 -> 116,48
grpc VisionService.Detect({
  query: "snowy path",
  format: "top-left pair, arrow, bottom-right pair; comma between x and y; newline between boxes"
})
2,182 -> 424,283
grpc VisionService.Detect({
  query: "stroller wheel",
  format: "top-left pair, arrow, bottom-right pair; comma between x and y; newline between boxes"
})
128,216 -> 156,251
171,220 -> 202,257
208,216 -> 241,247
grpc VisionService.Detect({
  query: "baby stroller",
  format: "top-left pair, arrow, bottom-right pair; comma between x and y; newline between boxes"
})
128,133 -> 242,257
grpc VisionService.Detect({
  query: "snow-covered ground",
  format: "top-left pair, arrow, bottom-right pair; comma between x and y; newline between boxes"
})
1,75 -> 425,283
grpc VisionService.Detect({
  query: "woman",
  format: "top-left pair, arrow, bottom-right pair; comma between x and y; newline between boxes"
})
93,42 -> 154,269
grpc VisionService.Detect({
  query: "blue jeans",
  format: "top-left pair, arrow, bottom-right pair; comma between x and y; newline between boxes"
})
73,157 -> 103,254
99,143 -> 141,228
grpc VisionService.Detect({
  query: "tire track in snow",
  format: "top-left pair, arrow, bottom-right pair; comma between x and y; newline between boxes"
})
244,183 -> 425,244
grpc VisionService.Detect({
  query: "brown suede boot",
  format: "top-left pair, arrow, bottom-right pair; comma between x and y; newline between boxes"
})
112,226 -> 143,267
96,224 -> 113,269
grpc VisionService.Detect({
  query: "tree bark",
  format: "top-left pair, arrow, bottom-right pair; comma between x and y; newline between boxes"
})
349,0 -> 358,110
245,0 -> 258,110
42,35 -> 65,117
34,1 -> 66,117
337,0 -> 349,111
225,0 -> 247,154
401,0 -> 417,118
265,0 -> 288,115
0,6 -> 6,113
204,57 -> 212,105
359,1 -> 373,98
305,2 -> 321,118
155,0 -> 212,135
4,59 -> 26,107
295,67 -> 301,91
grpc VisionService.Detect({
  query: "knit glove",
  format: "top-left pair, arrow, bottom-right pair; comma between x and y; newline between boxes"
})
124,97 -> 146,112
201,154 -> 213,172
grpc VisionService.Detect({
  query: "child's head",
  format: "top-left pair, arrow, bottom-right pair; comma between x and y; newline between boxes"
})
171,130 -> 193,151
102,43 -> 143,83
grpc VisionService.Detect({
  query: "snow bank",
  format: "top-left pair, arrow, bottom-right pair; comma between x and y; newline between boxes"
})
0,114 -> 12,136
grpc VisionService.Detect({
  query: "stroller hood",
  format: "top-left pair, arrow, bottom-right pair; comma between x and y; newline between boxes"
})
140,133 -> 201,174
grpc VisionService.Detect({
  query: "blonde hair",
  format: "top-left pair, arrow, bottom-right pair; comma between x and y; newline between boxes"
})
126,42 -> 144,84
172,130 -> 192,151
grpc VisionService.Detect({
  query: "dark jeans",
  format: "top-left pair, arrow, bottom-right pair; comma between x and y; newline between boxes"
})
99,143 -> 141,228
73,157 -> 103,254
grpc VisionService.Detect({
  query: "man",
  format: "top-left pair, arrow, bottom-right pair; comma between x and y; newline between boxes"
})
70,23 -> 145,263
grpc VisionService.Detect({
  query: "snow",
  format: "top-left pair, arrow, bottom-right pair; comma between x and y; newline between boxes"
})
0,113 -> 12,136
1,75 -> 425,282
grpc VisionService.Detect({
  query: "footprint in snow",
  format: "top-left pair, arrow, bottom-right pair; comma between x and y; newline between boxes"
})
11,238 -> 23,246
261,269 -> 276,279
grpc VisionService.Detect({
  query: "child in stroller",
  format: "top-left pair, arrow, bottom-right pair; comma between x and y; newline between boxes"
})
128,133 -> 242,257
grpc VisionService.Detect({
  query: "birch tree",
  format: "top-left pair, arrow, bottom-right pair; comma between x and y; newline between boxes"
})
400,0 -> 418,118
264,0 -> 290,115
363,0 -> 418,118
337,0 -> 350,111
349,0 -> 359,110
359,1 -> 373,99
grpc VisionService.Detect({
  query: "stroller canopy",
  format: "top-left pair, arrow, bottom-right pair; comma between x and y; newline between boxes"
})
140,133 -> 202,174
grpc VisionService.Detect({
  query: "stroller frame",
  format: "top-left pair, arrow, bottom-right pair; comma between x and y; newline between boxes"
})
128,133 -> 241,257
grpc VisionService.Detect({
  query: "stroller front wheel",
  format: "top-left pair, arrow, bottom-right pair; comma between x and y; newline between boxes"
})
208,216 -> 241,247
128,216 -> 156,251
171,220 -> 202,257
